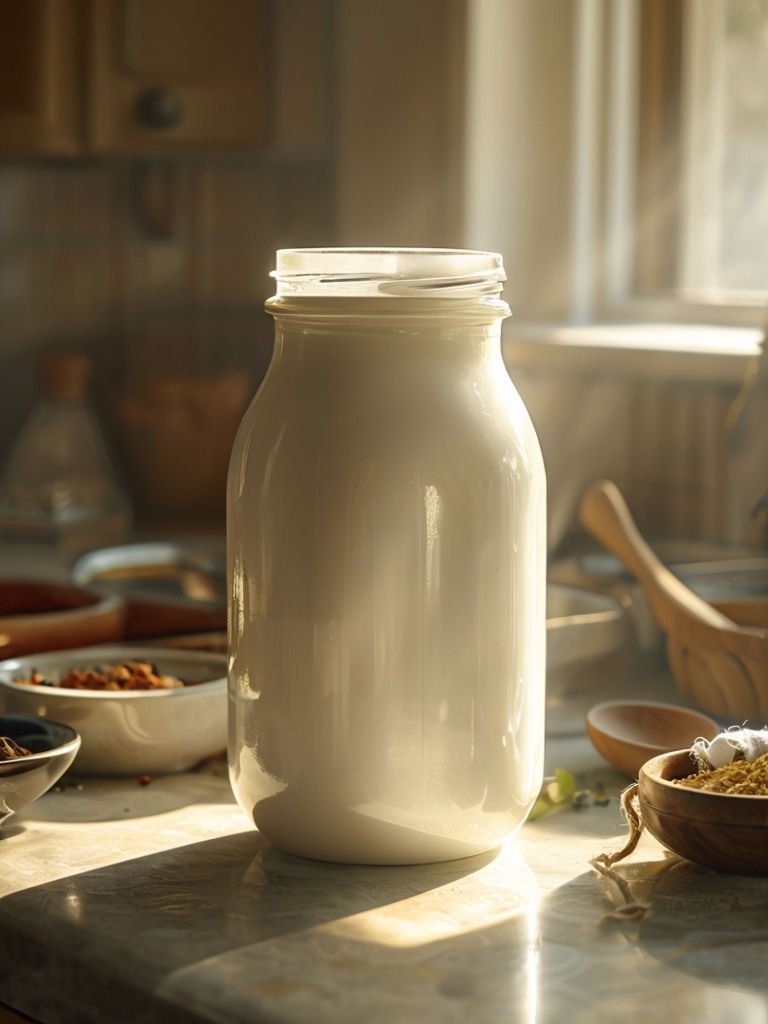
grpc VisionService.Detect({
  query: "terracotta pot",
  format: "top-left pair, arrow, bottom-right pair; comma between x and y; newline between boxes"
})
114,371 -> 250,518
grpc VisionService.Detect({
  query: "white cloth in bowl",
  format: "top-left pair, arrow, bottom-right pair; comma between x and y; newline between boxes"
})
692,727 -> 768,769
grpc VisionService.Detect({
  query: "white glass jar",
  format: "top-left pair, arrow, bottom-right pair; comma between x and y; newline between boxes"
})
227,248 -> 546,864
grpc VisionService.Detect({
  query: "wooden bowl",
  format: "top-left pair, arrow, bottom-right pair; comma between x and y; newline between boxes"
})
0,580 -> 125,659
638,750 -> 768,875
579,480 -> 768,722
662,596 -> 768,723
586,700 -> 719,779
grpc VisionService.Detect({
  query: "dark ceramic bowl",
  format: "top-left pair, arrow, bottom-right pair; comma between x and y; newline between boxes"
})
0,714 -> 81,824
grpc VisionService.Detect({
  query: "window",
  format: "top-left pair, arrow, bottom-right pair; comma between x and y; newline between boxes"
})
680,0 -> 768,297
466,0 -> 768,337
633,0 -> 768,315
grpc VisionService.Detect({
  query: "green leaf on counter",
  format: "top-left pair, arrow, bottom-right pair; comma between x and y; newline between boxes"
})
554,767 -> 576,800
527,769 -> 599,821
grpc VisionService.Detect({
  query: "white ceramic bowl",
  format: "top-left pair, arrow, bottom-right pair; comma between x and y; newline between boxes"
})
0,714 -> 81,823
0,645 -> 227,777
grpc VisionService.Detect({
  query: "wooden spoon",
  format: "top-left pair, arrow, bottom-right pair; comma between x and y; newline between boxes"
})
579,479 -> 734,632
586,699 -> 719,779
579,480 -> 768,721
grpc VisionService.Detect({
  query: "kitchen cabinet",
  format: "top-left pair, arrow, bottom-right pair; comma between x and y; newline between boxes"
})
0,0 -> 271,157
87,0 -> 270,154
0,0 -> 81,156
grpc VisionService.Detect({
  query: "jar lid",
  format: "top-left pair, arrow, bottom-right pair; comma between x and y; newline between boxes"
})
270,247 -> 506,298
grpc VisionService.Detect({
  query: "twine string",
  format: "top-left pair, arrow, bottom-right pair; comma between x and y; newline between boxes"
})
589,784 -> 653,923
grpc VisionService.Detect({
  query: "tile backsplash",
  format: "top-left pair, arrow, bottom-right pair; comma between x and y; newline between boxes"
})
0,155 -> 335,529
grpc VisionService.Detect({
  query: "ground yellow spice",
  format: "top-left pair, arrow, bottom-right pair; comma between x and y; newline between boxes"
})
676,751 -> 768,795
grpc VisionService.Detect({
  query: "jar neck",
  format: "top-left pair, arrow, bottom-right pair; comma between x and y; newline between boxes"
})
269,316 -> 506,371
265,295 -> 510,326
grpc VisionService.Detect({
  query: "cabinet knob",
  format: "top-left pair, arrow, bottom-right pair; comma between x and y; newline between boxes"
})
134,89 -> 184,131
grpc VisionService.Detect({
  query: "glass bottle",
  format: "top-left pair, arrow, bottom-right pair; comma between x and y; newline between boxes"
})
0,351 -> 131,559
227,248 -> 546,864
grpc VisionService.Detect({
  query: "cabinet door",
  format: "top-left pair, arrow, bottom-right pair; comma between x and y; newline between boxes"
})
86,0 -> 271,153
0,0 -> 81,155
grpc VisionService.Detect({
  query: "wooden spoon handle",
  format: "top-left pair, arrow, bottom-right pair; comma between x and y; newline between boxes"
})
579,479 -> 733,631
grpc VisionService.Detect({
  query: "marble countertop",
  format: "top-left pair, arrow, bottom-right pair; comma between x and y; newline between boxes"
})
1,692 -> 768,1024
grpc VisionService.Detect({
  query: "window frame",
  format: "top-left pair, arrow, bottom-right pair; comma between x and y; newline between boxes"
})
601,0 -> 768,328
465,0 -> 767,341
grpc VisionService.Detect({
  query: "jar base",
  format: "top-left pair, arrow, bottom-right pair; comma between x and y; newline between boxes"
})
250,792 -> 523,866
